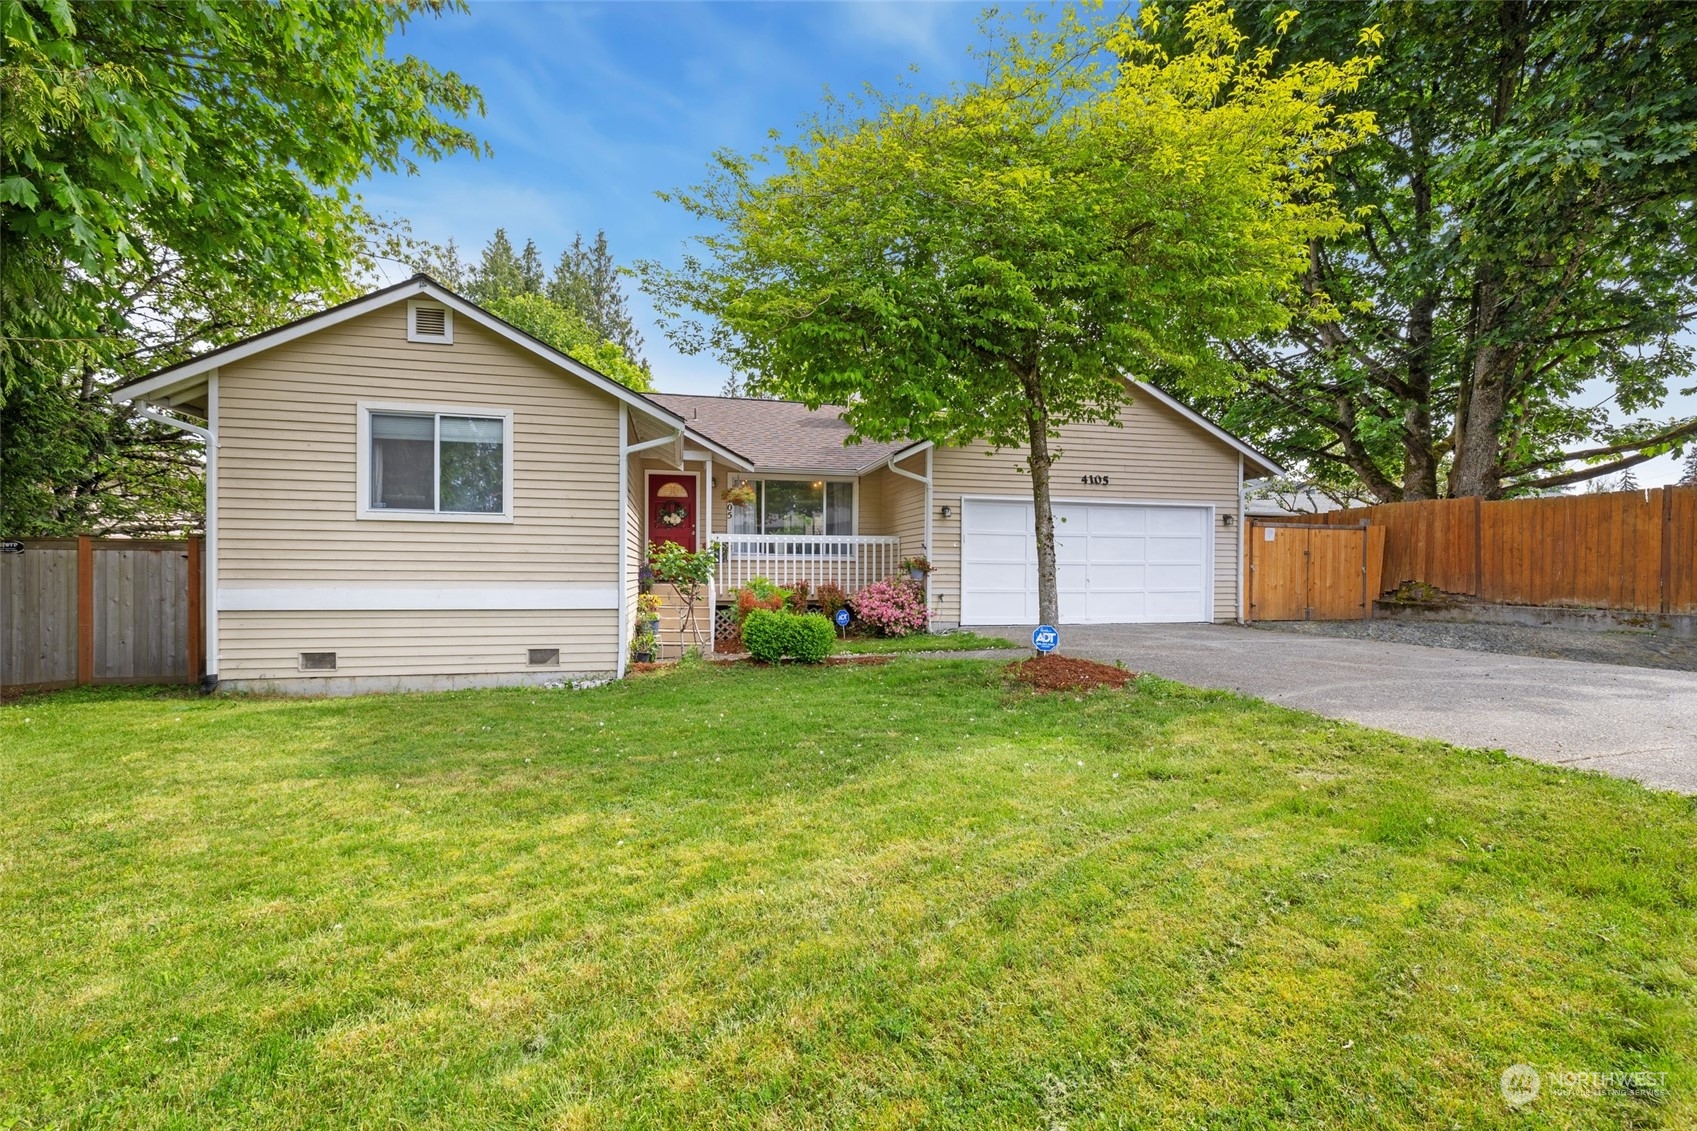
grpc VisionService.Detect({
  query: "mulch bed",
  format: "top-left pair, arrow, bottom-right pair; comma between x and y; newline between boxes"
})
709,653 -> 896,668
1005,654 -> 1137,692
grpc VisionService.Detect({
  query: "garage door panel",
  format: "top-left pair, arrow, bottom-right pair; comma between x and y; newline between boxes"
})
1146,563 -> 1203,590
1088,507 -> 1146,535
960,499 -> 1210,626
971,502 -> 1032,534
1148,508 -> 1205,535
1148,535 -> 1206,564
1087,534 -> 1146,563
973,532 -> 1033,562
1147,590 -> 1206,619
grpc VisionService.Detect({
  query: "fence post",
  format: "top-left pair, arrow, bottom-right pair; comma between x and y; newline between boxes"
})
1662,487 -> 1673,616
187,536 -> 203,681
76,535 -> 94,686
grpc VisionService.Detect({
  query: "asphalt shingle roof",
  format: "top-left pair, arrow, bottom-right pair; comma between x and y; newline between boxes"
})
647,393 -> 916,473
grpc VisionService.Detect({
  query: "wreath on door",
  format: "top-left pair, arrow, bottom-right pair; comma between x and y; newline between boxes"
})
657,500 -> 689,527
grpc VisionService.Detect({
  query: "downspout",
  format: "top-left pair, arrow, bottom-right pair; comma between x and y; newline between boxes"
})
619,426 -> 684,677
121,390 -> 218,685
1237,453 -> 1246,625
885,446 -> 933,625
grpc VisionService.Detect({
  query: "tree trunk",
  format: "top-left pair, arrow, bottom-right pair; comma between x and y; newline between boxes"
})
1021,368 -> 1060,627
1452,337 -> 1515,498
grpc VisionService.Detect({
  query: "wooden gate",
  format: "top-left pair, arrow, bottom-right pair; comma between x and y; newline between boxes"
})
1247,522 -> 1386,622
2,537 -> 203,692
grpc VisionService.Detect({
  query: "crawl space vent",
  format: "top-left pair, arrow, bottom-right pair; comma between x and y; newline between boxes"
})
299,651 -> 337,671
528,648 -> 560,667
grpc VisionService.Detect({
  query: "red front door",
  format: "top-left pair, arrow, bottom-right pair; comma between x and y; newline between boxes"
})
647,473 -> 698,552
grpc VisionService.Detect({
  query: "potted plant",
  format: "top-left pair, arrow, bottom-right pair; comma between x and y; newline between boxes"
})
899,555 -> 932,582
631,627 -> 657,664
721,481 -> 757,509
636,592 -> 663,637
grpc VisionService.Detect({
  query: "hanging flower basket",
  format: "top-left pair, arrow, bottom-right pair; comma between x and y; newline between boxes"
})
721,482 -> 757,509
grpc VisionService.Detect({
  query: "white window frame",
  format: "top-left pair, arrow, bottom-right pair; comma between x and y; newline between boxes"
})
356,400 -> 515,523
406,300 -> 453,344
728,477 -> 858,538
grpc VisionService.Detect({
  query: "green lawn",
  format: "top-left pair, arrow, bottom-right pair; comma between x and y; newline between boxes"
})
4,660 -> 1692,1129
836,630 -> 1018,654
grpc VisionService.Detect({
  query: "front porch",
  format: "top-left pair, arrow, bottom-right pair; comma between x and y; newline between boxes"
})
710,533 -> 903,595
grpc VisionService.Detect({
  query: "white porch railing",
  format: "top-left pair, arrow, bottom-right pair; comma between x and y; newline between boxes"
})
711,534 -> 902,595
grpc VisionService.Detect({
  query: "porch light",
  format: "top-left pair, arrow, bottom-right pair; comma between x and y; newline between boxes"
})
941,504 -> 952,519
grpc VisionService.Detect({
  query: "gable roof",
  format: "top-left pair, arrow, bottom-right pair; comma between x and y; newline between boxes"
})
651,381 -> 1280,478
650,393 -> 915,474
109,274 -> 687,436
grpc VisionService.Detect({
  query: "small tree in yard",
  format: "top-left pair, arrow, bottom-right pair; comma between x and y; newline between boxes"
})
647,541 -> 716,654
645,2 -> 1377,624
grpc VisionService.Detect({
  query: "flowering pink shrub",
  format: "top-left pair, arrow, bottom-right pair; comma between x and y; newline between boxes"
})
849,579 -> 929,637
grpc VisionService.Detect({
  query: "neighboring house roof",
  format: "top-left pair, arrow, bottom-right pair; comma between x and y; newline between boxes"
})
650,393 -> 916,474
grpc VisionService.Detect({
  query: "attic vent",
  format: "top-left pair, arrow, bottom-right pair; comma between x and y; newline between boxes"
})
407,301 -> 453,343
299,651 -> 337,671
528,648 -> 560,667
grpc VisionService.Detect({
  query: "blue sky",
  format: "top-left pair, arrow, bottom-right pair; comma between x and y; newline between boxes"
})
361,0 -> 1693,486
363,1 -> 997,395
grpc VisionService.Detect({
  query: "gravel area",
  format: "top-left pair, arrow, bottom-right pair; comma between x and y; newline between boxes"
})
1255,618 -> 1697,672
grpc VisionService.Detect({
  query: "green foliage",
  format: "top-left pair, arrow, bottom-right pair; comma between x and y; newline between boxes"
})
484,294 -> 654,391
5,670 -> 1694,1127
390,226 -> 654,390
0,0 -> 484,533
644,0 -> 1375,619
741,608 -> 835,663
646,541 -> 716,592
1168,0 -> 1697,498
549,230 -> 650,373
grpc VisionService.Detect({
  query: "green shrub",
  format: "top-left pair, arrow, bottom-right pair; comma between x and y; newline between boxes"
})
789,613 -> 835,663
741,609 -> 835,664
742,608 -> 787,663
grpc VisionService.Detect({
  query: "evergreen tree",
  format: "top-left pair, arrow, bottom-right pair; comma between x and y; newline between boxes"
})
469,228 -> 526,304
549,230 -> 648,372
1683,448 -> 1697,485
518,238 -> 545,295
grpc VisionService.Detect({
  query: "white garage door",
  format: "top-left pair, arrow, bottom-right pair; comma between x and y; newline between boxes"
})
960,498 -> 1212,625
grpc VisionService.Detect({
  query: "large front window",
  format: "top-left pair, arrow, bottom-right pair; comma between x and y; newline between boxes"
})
367,408 -> 508,516
729,479 -> 854,535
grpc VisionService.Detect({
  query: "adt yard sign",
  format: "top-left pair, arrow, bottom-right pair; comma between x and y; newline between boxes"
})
835,608 -> 851,629
1032,625 -> 1059,653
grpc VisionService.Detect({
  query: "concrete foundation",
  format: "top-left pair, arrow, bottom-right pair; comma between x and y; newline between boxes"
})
1372,600 -> 1695,640
216,669 -> 616,696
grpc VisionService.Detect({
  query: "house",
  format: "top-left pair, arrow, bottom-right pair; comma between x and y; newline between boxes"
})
114,275 -> 1280,693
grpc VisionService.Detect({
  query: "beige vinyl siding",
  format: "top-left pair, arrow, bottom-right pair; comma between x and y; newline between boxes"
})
220,610 -> 617,682
856,467 -> 892,535
886,451 -> 928,558
214,303 -> 624,681
928,391 -> 1242,623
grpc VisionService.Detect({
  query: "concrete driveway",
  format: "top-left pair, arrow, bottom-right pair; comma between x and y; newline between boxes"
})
978,623 -> 1697,793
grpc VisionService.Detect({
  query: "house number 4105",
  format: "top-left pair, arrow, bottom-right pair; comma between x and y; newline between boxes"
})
1079,474 -> 1111,485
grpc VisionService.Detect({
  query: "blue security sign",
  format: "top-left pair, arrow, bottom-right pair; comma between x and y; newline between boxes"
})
834,607 -> 852,628
1032,624 -> 1059,653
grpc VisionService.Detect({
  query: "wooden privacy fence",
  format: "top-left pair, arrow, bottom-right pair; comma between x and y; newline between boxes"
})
1247,522 -> 1387,622
1276,485 -> 1697,615
1,537 -> 203,692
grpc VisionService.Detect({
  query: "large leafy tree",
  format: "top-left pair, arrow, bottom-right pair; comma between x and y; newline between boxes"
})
0,0 -> 485,535
1166,0 -> 1697,500
644,2 -> 1375,624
